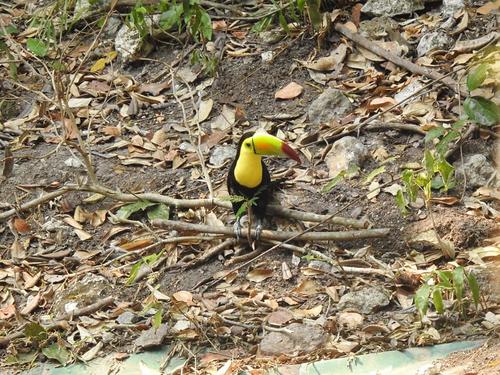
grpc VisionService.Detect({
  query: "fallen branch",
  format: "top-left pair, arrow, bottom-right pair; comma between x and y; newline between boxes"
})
0,296 -> 114,348
0,183 -> 368,228
365,122 -> 426,135
334,23 -> 467,98
151,219 -> 389,241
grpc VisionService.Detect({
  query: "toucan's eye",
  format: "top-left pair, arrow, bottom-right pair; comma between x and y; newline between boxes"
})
245,143 -> 251,148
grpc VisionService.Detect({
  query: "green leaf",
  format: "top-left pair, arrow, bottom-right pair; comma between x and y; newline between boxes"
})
116,200 -> 156,219
424,150 -> 434,174
42,342 -> 71,366
306,0 -> 322,29
437,270 -> 453,288
0,24 -> 18,36
425,126 -> 446,143
453,266 -> 465,302
25,322 -> 48,341
127,261 -> 142,285
364,166 -> 385,185
464,96 -> 500,127
395,189 -> 408,215
467,272 -> 480,308
236,200 -> 249,219
297,0 -> 306,12
451,119 -> 466,130
251,16 -> 273,33
147,204 -> 170,221
278,12 -> 289,32
152,308 -> 163,329
467,64 -> 489,91
199,10 -> 212,40
4,351 -> 37,365
26,38 -> 48,57
160,5 -> 183,30
432,288 -> 444,314
436,130 -> 460,156
415,283 -> 431,318
322,170 -> 346,192
436,157 -> 454,191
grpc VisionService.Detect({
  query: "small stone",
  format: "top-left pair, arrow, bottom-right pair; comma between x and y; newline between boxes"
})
362,0 -> 424,17
64,156 -> 83,168
209,146 -> 236,166
325,136 -> 368,178
260,30 -> 285,45
441,0 -> 464,16
259,323 -> 325,356
261,51 -> 274,62
134,324 -> 169,349
417,32 -> 454,57
308,88 -> 353,125
337,312 -> 364,330
454,154 -> 498,188
116,311 -> 138,325
338,286 -> 390,314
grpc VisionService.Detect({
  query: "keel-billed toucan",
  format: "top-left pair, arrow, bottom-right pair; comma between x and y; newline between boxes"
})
227,131 -> 301,238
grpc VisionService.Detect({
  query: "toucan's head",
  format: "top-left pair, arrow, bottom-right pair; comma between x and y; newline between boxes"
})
237,131 -> 301,164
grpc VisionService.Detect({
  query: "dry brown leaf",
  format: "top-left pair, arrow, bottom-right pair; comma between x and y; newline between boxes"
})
138,80 -> 171,95
119,238 -> 153,251
172,291 -> 194,305
0,304 -> 16,320
246,268 -> 273,282
21,293 -> 41,315
102,126 -> 121,137
212,20 -> 227,31
301,44 -> 347,71
11,239 -> 26,259
292,304 -> 322,319
13,217 -> 30,233
275,82 -> 304,100
429,196 -> 459,206
352,3 -> 362,27
267,308 -> 293,326
477,0 -> 500,14
368,97 -> 397,111
194,99 -> 213,123
74,228 -> 92,241
293,279 -> 321,296
63,118 -> 78,140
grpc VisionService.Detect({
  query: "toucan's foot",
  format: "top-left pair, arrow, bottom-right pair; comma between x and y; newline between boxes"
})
255,218 -> 263,241
233,219 -> 242,240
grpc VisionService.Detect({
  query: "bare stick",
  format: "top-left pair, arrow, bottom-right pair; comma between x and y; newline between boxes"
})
151,218 -> 389,241
334,23 -> 468,98
0,183 -> 367,228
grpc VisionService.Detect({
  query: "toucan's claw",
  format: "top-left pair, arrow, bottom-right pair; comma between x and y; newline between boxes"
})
255,219 -> 263,241
233,219 -> 242,241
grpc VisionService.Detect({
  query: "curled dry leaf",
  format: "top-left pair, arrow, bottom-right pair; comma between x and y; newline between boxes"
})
13,217 -> 30,233
292,304 -> 322,319
301,44 -> 347,71
274,82 -> 304,100
267,308 -> 294,326
0,304 -> 16,320
293,279 -> 321,296
246,268 -> 273,282
368,97 -> 397,111
172,291 -> 194,305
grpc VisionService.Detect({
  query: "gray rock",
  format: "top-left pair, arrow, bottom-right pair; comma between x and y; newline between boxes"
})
104,16 -> 122,38
417,31 -> 454,57
454,154 -> 498,188
134,324 -> 169,349
338,286 -> 391,314
53,274 -> 114,317
325,136 -> 368,178
441,0 -> 464,16
308,88 -> 352,125
362,0 -> 424,17
359,17 -> 399,40
116,311 -> 138,325
259,323 -> 325,356
259,30 -> 285,45
209,145 -> 236,166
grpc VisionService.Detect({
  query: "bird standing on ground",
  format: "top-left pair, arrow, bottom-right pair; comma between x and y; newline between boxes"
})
227,130 -> 301,239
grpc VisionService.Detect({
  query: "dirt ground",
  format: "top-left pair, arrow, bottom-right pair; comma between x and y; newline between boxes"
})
0,0 -> 499,372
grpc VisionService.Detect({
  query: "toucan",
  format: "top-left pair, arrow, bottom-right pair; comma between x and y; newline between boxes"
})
227,131 -> 301,239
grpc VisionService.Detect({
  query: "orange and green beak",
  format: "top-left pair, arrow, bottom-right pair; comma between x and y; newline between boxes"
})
251,133 -> 301,164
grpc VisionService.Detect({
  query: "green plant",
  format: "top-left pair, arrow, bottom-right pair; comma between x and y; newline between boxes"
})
415,266 -> 481,319
127,0 -> 212,42
252,0 -> 322,33
127,250 -> 165,285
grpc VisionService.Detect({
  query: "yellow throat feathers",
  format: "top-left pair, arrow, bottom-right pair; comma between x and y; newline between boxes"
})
234,148 -> 263,188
